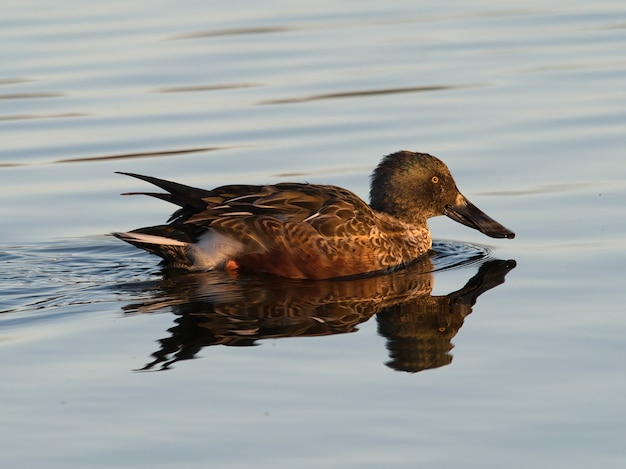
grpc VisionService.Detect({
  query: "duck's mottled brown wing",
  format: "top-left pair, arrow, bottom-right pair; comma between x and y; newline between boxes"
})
188,183 -> 380,258
118,173 -> 378,239
195,183 -> 375,228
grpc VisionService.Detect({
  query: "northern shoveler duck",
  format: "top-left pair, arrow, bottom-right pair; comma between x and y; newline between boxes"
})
114,151 -> 514,279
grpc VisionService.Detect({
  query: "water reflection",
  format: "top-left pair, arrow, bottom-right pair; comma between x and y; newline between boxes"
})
258,84 -> 478,105
169,26 -> 293,40
53,146 -> 223,164
126,254 -> 516,373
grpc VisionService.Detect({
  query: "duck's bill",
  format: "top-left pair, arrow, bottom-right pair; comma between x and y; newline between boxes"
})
444,194 -> 515,239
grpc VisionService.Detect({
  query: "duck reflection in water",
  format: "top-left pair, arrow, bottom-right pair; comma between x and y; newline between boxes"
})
126,250 -> 515,373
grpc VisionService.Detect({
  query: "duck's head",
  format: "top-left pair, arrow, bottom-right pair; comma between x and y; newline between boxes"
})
369,151 -> 515,239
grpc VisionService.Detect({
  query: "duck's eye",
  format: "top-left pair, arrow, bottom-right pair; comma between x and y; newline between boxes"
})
431,176 -> 439,184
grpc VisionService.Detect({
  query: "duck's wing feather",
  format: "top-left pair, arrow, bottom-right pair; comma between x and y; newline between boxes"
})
119,173 -> 378,237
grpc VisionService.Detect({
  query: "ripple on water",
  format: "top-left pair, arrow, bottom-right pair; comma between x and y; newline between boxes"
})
0,238 -> 160,316
0,236 -> 496,318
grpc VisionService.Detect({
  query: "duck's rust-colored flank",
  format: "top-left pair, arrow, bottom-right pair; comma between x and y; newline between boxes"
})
113,151 -> 514,279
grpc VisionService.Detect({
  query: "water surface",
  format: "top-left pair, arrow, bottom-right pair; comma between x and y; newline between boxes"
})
2,1 -> 626,468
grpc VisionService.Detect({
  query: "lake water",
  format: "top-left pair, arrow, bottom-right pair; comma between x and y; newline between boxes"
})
2,1 -> 626,468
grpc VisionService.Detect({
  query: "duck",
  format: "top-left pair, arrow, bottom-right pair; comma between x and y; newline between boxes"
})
113,151 -> 514,279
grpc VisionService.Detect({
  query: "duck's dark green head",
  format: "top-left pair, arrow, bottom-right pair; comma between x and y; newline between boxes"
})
370,151 -> 515,239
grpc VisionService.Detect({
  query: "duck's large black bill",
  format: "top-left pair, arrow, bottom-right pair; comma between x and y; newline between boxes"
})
444,194 -> 515,239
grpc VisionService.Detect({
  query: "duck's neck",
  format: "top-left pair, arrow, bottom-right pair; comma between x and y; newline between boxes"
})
370,181 -> 427,225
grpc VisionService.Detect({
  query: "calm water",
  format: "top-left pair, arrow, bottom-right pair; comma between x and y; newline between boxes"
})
2,1 -> 626,468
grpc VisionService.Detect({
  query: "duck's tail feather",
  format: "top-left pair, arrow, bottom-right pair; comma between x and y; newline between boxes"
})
116,172 -> 213,210
113,225 -> 195,268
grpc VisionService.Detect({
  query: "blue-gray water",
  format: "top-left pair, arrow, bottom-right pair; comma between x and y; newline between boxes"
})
2,1 -> 626,468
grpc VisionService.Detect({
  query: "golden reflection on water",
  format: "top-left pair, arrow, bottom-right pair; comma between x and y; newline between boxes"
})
125,256 -> 515,373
